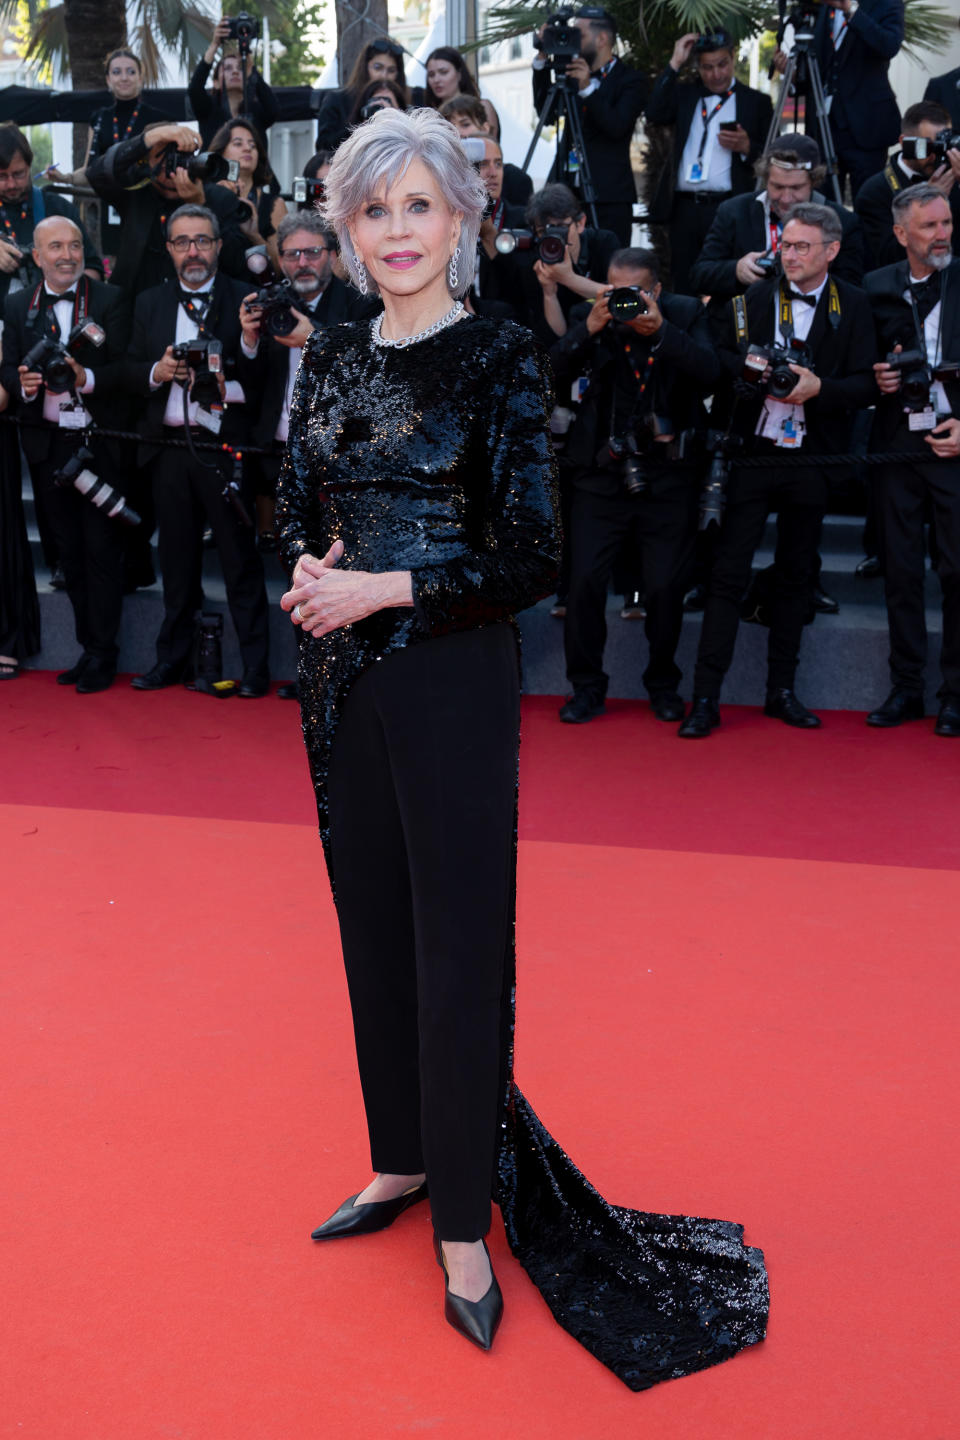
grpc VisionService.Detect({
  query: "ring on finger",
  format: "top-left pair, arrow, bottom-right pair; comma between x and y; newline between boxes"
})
293,603 -> 303,622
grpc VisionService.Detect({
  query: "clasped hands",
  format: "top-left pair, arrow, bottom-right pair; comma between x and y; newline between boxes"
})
281,540 -> 413,637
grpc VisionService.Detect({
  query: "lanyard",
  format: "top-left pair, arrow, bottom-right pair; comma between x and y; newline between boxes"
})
778,278 -> 841,345
112,102 -> 141,144
697,89 -> 734,161
610,338 -> 657,438
907,273 -> 944,369
1,199 -> 28,243
769,220 -> 782,253
828,8 -> 849,47
490,198 -> 504,233
179,290 -> 213,336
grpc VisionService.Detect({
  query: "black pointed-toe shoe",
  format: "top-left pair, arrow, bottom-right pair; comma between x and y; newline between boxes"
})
434,1235 -> 503,1352
678,696 -> 720,738
764,688 -> 821,728
310,1181 -> 428,1240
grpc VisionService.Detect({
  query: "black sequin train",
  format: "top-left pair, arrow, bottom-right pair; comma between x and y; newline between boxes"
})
276,315 -> 769,1391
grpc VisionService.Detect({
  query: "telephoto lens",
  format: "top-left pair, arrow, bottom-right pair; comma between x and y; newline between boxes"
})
607,286 -> 648,322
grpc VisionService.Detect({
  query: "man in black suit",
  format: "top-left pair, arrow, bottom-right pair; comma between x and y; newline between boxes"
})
126,204 -> 270,697
645,28 -> 773,294
692,133 -> 864,303
0,217 -> 130,692
679,204 -> 877,736
924,57 -> 960,133
549,248 -> 719,723
854,102 -> 960,269
532,6 -> 647,245
864,185 -> 960,737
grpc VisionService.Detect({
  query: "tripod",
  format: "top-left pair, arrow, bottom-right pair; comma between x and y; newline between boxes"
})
767,20 -> 843,204
522,70 -> 600,229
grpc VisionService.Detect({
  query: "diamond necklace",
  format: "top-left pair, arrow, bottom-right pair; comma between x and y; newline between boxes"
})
371,301 -> 466,349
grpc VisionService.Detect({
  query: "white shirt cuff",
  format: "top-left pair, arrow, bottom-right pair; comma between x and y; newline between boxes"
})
241,338 -> 260,359
224,380 -> 244,405
579,78 -> 600,98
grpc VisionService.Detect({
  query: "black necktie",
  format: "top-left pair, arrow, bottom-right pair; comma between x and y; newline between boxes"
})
910,277 -> 940,326
784,288 -> 818,307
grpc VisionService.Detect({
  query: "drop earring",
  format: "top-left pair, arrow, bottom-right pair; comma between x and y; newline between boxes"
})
354,257 -> 368,295
448,248 -> 459,291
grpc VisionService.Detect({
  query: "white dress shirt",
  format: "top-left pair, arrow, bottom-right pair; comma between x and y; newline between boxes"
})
29,283 -> 95,426
906,272 -> 950,416
150,277 -> 245,426
677,83 -> 737,193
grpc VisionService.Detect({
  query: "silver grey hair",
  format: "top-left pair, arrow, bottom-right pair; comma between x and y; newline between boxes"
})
320,106 -> 487,300
165,203 -> 220,241
891,181 -> 947,225
781,201 -> 842,244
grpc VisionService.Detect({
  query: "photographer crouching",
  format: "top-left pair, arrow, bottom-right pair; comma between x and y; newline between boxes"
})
126,204 -> 270,697
550,247 -> 720,722
679,204 -> 876,738
0,217 -> 131,692
865,185 -> 960,736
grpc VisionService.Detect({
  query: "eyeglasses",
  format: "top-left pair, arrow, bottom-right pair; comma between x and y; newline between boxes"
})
169,235 -> 216,252
780,239 -> 828,255
279,246 -> 331,259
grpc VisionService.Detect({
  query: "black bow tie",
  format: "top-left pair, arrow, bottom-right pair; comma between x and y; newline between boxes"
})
910,276 -> 941,324
179,288 -> 210,307
784,288 -> 818,306
49,290 -> 76,304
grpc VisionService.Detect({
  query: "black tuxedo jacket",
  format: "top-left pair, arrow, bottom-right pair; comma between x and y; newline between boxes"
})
854,156 -> 960,270
644,70 -> 773,225
237,277 -> 376,448
924,68 -> 960,131
533,57 -> 647,205
712,273 -> 877,481
691,190 -> 865,300
813,0 -> 902,148
549,291 -> 720,488
865,257 -> 960,448
0,277 -> 132,466
124,272 -> 252,462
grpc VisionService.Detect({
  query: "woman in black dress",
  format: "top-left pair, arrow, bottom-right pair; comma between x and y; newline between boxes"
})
315,39 -> 408,153
205,118 -> 288,270
277,106 -> 768,1385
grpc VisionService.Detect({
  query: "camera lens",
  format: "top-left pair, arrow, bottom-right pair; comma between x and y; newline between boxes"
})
537,233 -> 566,265
607,287 -> 647,322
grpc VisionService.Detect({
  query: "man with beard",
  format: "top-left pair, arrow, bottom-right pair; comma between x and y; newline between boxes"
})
865,186 -> 960,736
126,204 -> 270,696
855,102 -> 960,269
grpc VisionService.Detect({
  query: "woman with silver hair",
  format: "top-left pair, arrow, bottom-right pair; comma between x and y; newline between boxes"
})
277,106 -> 768,1384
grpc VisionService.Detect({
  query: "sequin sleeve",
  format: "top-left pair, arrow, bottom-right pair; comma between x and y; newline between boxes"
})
275,327 -> 335,577
409,331 -> 560,638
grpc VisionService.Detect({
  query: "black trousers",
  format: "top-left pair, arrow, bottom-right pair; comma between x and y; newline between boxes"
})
669,191 -> 731,295
693,476 -> 824,699
326,624 -> 520,1241
875,457 -> 960,701
31,433 -> 124,666
594,201 -> 634,248
151,437 -> 269,675
565,479 -> 698,698
831,124 -> 888,203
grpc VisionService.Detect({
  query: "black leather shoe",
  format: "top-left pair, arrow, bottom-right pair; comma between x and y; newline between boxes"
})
49,563 -> 67,591
866,689 -> 925,728
683,584 -> 706,612
434,1234 -> 503,1352
649,691 -> 685,722
310,1180 -> 428,1240
57,655 -> 90,686
813,586 -> 839,615
131,662 -> 185,691
277,682 -> 299,700
678,696 -> 720,738
934,701 -> 960,737
76,662 -> 116,695
558,690 -> 605,724
237,670 -> 270,698
856,555 -> 882,580
764,688 -> 821,728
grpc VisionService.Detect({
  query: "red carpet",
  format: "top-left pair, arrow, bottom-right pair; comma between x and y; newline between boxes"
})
2,675 -> 958,1438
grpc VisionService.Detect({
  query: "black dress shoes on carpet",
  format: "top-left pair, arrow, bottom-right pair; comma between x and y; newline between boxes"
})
434,1235 -> 503,1352
856,555 -> 882,580
558,690 -> 605,724
237,670 -> 269,698
866,689 -> 925,727
131,662 -> 185,691
310,1181 -> 428,1240
649,691 -> 685,722
678,696 -> 720,738
934,701 -> 960,738
813,586 -> 839,616
76,661 -> 116,694
764,688 -> 821,728
57,655 -> 90,686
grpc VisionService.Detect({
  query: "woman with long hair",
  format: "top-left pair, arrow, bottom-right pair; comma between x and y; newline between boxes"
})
347,78 -> 406,129
423,47 -> 479,107
189,17 -> 278,148
206,117 -> 288,269
276,105 -> 768,1385
315,39 -> 408,152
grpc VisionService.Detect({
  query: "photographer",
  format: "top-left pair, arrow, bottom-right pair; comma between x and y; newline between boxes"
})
86,122 -> 251,298
521,182 -> 620,343
348,79 -> 405,129
864,185 -> 960,736
645,30 -> 772,294
854,103 -> 960,269
439,96 -> 533,208
692,133 -> 865,305
314,39 -> 407,152
550,247 -> 719,722
189,15 -> 278,148
532,7 -> 647,246
461,136 -> 529,320
0,217 -> 131,693
679,204 -> 876,737
125,204 -> 270,697
206,117 -> 288,271
0,123 -> 103,313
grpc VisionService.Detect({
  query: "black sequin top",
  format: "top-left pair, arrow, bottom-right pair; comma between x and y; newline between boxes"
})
276,314 -> 560,856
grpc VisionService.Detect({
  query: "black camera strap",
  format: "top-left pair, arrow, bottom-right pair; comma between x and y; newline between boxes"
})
777,277 -> 841,346
609,336 -> 657,441
907,271 -> 945,367
178,290 -> 213,336
27,276 -> 90,340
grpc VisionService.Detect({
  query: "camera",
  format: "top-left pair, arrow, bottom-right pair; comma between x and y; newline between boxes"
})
244,281 -> 299,338
607,286 -> 648,322
359,98 -> 393,122
292,175 -> 325,209
171,336 -> 223,408
52,446 -> 141,527
901,129 -> 960,166
160,143 -> 239,185
224,11 -> 256,57
883,349 -> 960,413
607,433 -> 646,495
22,320 -> 106,394
535,10 -> 582,62
494,225 -> 568,264
741,341 -> 810,399
700,430 -> 742,529
754,248 -> 782,279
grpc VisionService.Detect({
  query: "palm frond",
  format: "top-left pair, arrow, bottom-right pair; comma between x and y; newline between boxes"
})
900,0 -> 957,62
20,2 -> 67,69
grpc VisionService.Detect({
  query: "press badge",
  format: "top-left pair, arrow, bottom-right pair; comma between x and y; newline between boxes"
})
907,408 -> 937,432
686,160 -> 705,184
195,405 -> 222,435
571,376 -> 589,403
758,399 -> 805,448
58,400 -> 88,430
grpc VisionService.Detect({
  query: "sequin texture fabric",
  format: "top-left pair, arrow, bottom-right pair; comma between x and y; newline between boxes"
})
276,315 -> 769,1391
